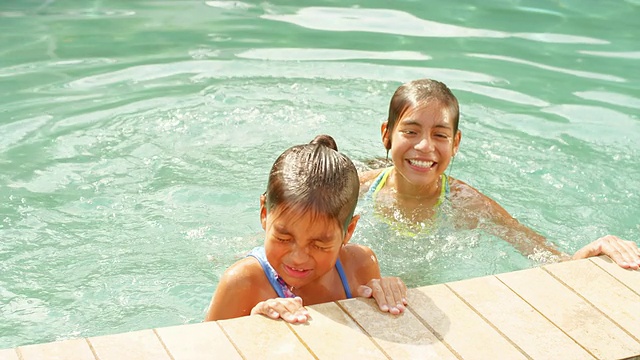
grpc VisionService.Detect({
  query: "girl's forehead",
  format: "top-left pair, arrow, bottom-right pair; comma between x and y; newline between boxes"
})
410,100 -> 449,115
270,205 -> 340,228
270,209 -> 344,242
399,104 -> 453,125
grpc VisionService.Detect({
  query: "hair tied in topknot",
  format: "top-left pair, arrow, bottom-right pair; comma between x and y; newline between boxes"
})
310,134 -> 338,151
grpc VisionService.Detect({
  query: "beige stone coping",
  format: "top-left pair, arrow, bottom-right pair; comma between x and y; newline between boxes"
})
3,256 -> 639,359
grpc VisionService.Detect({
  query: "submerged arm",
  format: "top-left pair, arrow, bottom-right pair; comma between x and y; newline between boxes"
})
455,181 -> 640,269
486,205 -> 639,268
452,180 -> 566,261
485,211 -> 568,262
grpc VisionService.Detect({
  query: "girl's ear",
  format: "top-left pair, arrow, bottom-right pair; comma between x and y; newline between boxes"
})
342,214 -> 361,245
381,122 -> 391,150
452,130 -> 462,157
259,194 -> 267,230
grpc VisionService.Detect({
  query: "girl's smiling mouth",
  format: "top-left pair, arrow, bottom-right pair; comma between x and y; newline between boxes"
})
407,159 -> 436,170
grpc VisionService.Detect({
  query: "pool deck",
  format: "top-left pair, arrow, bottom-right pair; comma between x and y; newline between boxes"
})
2,255 -> 639,360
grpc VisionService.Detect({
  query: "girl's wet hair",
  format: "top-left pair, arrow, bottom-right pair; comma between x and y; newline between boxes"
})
385,79 -> 459,150
265,135 -> 359,233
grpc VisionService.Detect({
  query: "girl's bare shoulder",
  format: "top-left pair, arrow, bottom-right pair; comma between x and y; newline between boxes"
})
450,177 -> 486,201
360,168 -> 384,184
339,244 -> 380,285
219,256 -> 266,286
206,255 -> 271,321
340,243 -> 377,269
449,177 -> 512,216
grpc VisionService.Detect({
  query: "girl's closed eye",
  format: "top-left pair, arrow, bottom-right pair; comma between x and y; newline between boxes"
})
312,242 -> 332,251
275,236 -> 292,243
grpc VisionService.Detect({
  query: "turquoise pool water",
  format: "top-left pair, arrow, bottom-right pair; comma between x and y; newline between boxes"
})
1,0 -> 639,349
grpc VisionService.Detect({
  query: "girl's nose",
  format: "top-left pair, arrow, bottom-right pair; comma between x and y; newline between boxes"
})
289,244 -> 310,264
415,137 -> 434,151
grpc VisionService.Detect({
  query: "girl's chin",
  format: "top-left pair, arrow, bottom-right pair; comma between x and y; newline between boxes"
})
402,169 -> 441,184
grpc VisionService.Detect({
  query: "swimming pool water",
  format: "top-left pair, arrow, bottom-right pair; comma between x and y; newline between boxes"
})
1,0 -> 639,349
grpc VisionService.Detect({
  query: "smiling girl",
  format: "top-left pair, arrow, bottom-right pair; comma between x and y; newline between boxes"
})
360,79 -> 640,269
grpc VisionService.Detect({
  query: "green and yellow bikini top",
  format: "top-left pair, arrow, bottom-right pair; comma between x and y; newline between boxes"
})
366,167 -> 449,205
364,167 -> 450,236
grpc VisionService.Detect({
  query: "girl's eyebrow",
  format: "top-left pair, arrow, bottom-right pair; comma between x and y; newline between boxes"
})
273,224 -> 334,242
400,119 -> 452,130
434,124 -> 453,130
399,119 -> 421,126
273,224 -> 291,235
313,236 -> 335,243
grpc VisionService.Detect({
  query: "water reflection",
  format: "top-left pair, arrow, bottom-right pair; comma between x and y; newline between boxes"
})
0,56 -> 553,118
467,53 -> 625,82
262,6 -> 608,44
541,104 -> 639,146
236,48 -> 431,61
205,1 -> 254,10
579,50 -> 640,59
52,59 -> 546,106
573,91 -> 640,109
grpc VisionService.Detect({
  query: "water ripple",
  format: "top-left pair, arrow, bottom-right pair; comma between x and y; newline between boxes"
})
454,82 -> 548,107
60,59 -> 498,89
262,7 -> 609,44
0,115 -> 52,152
204,1 -> 254,10
573,91 -> 640,109
578,51 -> 640,59
541,104 -> 639,146
0,58 -> 118,78
467,53 -> 625,82
236,48 -> 431,61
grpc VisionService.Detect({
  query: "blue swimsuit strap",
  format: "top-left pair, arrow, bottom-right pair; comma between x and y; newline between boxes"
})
248,246 -> 352,299
248,247 -> 287,297
335,257 -> 352,298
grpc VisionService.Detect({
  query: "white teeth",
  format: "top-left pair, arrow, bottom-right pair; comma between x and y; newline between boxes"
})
409,159 -> 434,168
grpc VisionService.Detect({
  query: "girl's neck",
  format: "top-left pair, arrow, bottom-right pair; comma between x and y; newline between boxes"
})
389,169 -> 442,201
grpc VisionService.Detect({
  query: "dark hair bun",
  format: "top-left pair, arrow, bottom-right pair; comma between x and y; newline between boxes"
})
310,134 -> 338,151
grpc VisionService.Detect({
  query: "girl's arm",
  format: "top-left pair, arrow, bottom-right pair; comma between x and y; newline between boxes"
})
345,244 -> 408,314
205,258 -> 268,321
205,258 -> 313,323
453,180 -> 640,269
451,179 -> 566,260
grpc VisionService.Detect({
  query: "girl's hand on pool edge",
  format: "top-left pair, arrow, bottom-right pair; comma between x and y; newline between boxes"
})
572,235 -> 640,270
358,277 -> 408,315
250,296 -> 310,323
